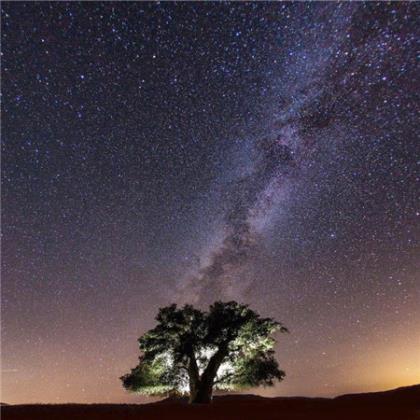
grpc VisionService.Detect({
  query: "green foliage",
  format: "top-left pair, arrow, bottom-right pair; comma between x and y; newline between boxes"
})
121,301 -> 288,398
228,350 -> 285,389
121,354 -> 180,395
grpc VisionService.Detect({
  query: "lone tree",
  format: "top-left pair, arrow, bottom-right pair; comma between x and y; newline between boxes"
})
121,301 -> 288,404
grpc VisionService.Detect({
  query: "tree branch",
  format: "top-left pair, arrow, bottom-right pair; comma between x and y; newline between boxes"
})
213,371 -> 235,385
201,343 -> 229,385
186,347 -> 199,384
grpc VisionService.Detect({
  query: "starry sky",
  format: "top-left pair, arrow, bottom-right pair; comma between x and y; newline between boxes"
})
1,2 -> 419,404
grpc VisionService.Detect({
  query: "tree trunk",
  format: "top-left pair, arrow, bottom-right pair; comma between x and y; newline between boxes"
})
188,387 -> 198,404
190,379 -> 213,404
189,344 -> 228,404
187,349 -> 200,403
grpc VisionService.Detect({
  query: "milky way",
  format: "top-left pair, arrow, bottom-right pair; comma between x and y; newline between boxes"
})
179,136 -> 297,304
178,3 -> 420,305
2,2 -> 419,404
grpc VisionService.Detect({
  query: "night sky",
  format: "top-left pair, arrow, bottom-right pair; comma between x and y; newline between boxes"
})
2,2 -> 419,404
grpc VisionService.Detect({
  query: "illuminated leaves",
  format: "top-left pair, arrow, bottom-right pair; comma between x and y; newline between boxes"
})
121,301 -> 288,397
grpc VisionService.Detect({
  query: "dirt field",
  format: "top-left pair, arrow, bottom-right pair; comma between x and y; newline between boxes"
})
2,384 -> 419,420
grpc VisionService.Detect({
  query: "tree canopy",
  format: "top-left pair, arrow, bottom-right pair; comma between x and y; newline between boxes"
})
121,301 -> 288,403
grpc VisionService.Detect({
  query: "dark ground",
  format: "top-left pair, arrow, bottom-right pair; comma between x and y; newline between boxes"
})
2,384 -> 419,420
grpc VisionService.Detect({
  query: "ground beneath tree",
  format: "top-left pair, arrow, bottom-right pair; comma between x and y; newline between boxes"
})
2,384 -> 419,420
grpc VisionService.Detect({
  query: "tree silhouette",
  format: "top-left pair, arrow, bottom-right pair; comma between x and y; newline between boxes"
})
121,301 -> 288,404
